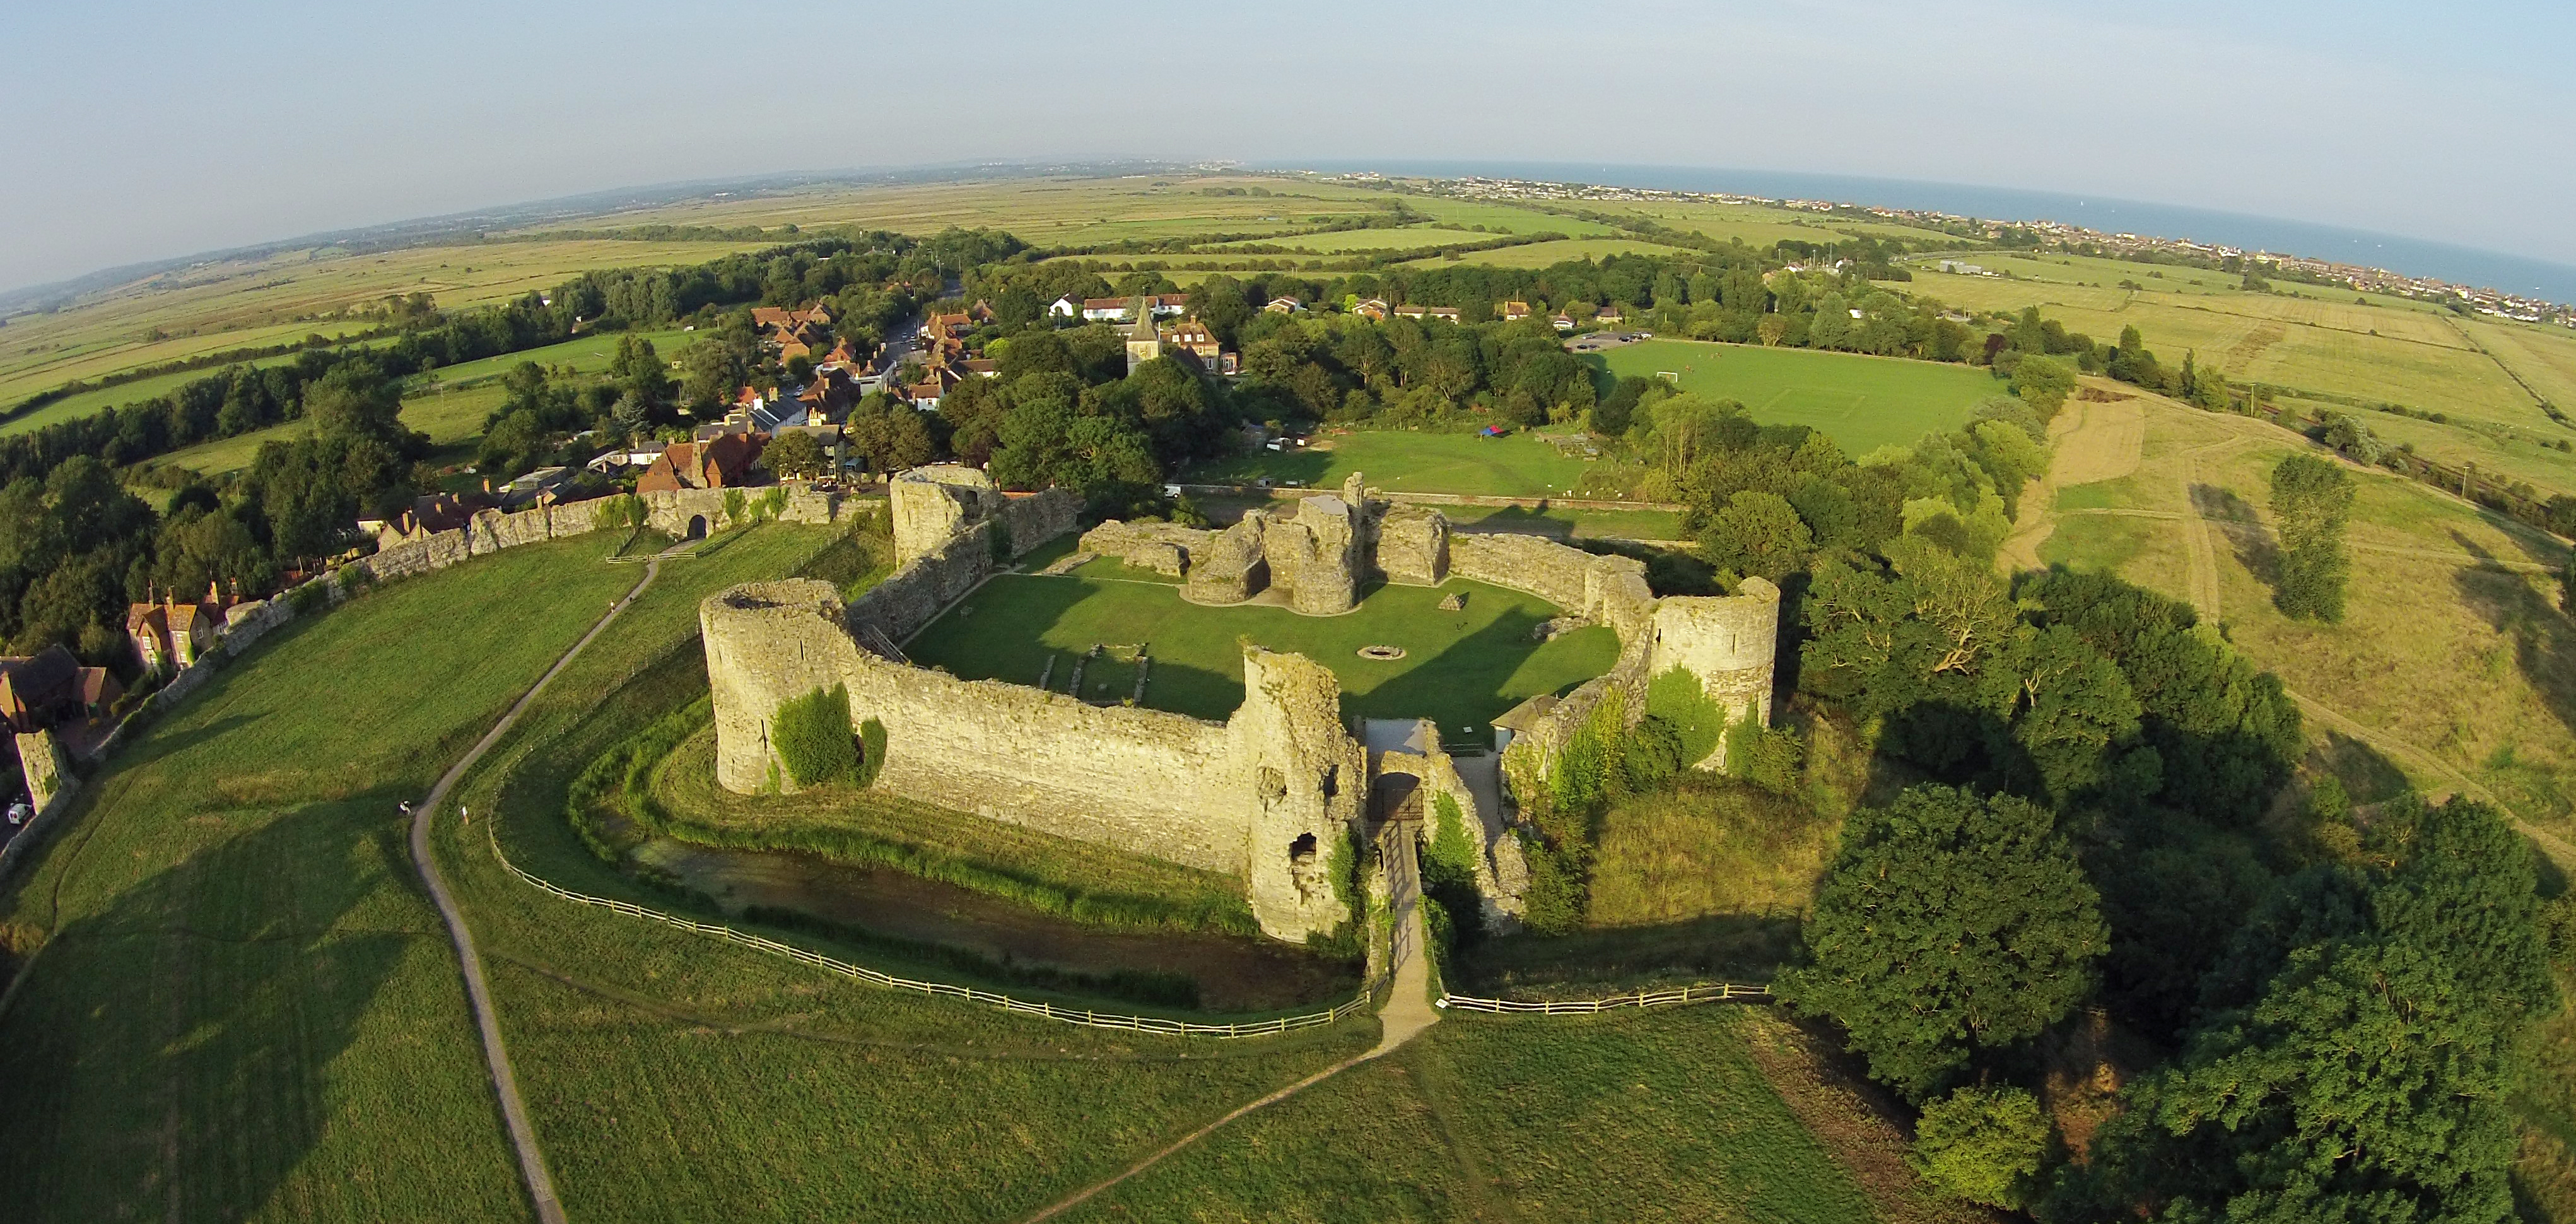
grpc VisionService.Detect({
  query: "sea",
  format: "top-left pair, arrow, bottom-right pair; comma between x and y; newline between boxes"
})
1265,160 -> 2576,306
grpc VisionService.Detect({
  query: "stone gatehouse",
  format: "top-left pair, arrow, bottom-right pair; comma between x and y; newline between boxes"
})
703,466 -> 1779,942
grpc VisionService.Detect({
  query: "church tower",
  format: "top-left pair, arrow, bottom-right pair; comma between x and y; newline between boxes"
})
1124,297 -> 1162,375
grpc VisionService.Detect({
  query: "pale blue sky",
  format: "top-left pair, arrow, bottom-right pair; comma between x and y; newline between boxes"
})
2,1 -> 2568,293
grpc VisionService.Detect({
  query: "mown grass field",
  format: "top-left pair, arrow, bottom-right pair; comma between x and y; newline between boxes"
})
0,533 -> 645,1222
1,333 -> 385,437
905,567 -> 1619,741
1600,339 -> 2002,454
1190,429 -> 1600,496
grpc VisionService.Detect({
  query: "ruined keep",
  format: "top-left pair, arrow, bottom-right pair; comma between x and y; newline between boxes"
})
703,464 -> 1780,942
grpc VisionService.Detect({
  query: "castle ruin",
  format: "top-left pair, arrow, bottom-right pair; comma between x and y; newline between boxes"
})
703,466 -> 1779,942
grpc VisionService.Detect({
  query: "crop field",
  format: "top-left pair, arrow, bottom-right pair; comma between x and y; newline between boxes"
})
1190,430 -> 1600,496
1396,196 -> 1622,237
1600,339 -> 2001,454
0,533 -> 647,1221
0,239 -> 771,412
905,568 -> 1619,740
0,333 -> 385,436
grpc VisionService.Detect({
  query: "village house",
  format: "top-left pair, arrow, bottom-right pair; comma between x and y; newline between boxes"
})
635,433 -> 766,493
0,644 -> 121,734
1350,298 -> 1390,321
1393,304 -> 1461,323
1501,300 -> 1532,321
1264,296 -> 1304,314
1157,318 -> 1237,374
1595,305 -> 1624,325
1552,312 -> 1577,332
125,583 -> 236,676
495,466 -> 575,510
363,490 -> 497,549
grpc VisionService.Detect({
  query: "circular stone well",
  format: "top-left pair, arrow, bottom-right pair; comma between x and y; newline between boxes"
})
1355,645 -> 1407,661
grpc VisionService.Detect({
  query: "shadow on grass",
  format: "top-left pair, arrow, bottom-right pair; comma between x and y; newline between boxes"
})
2452,529 -> 2576,757
0,801 -> 416,1219
2191,482 -> 2278,588
1455,913 -> 1801,996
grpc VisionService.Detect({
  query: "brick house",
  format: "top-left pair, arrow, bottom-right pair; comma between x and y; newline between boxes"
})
635,433 -> 767,493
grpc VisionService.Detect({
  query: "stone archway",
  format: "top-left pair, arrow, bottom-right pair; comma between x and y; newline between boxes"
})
686,514 -> 708,540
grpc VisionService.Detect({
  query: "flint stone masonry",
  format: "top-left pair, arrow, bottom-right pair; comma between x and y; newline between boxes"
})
1650,580 -> 1784,743
1376,739 -> 1528,934
1184,517 -> 1268,604
1449,533 -> 1655,640
704,579 -> 1355,939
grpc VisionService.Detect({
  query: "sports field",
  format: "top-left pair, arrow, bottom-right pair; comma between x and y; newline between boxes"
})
1190,430 -> 1600,497
904,565 -> 1618,740
1600,339 -> 2001,453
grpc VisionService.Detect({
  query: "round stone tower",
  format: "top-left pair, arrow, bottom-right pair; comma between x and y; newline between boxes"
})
1646,577 -> 1782,768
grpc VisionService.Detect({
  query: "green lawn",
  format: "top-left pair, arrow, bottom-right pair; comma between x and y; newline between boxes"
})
1190,430 -> 1600,497
1600,340 -> 2003,455
905,568 -> 1619,741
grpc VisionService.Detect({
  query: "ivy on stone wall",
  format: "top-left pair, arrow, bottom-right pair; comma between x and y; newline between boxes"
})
773,684 -> 857,786
1646,666 -> 1726,766
856,717 -> 886,788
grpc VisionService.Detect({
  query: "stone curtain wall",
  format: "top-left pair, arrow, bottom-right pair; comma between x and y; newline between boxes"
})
845,521 -> 998,645
1378,742 -> 1530,932
703,579 -> 1361,939
1449,533 -> 1657,640
362,487 -> 862,584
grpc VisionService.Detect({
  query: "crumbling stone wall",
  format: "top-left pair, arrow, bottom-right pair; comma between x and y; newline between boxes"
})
1185,517 -> 1268,604
1449,533 -> 1654,639
1378,741 -> 1529,933
1080,521 -> 1216,577
703,580 -> 1363,939
845,522 -> 998,645
1376,506 -> 1449,586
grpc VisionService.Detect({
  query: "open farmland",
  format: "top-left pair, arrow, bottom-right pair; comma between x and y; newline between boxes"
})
508,174 -> 1402,252
148,326 -> 693,474
1600,339 -> 2001,454
1894,253 -> 2566,440
0,238 -> 772,413
1403,237 -> 1696,269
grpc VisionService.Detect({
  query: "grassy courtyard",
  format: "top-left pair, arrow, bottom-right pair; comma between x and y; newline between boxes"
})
1599,339 -> 2003,454
903,562 -> 1619,741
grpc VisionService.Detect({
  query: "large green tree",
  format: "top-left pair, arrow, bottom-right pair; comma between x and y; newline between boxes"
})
2064,796 -> 2550,1224
2269,452 -> 2355,621
1776,785 -> 2105,1100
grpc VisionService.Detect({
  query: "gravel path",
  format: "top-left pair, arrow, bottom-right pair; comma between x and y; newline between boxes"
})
409,550 -> 664,1224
